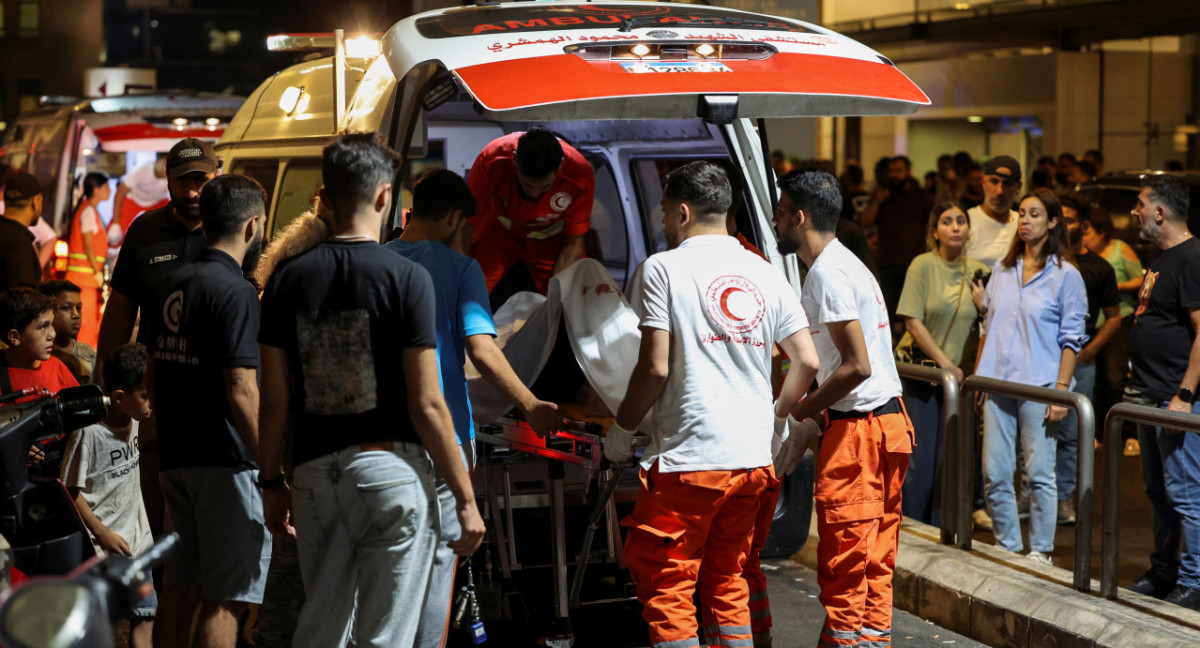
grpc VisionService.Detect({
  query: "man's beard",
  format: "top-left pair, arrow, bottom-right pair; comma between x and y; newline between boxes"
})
242,233 -> 264,286
172,198 -> 200,221
1139,217 -> 1160,243
775,228 -> 800,256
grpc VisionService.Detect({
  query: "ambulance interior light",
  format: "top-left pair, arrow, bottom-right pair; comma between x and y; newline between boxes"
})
566,42 -> 776,62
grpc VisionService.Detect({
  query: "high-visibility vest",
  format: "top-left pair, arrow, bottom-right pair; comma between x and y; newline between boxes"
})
65,202 -> 106,287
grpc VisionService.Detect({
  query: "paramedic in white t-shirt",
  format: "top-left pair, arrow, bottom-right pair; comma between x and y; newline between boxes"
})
605,161 -> 820,648
773,169 -> 914,648
964,156 -> 1023,268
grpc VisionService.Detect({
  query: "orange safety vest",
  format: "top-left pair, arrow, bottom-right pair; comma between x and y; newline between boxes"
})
65,202 -> 106,287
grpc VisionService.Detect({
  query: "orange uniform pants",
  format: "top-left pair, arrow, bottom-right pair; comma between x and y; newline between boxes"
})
470,214 -> 564,294
815,405 -> 913,648
623,463 -> 772,648
744,475 -> 781,647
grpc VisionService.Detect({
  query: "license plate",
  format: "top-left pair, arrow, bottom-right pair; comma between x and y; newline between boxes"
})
620,61 -> 733,74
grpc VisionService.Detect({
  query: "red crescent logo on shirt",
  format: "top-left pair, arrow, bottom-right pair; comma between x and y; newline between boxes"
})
550,192 -> 572,212
706,276 -> 765,334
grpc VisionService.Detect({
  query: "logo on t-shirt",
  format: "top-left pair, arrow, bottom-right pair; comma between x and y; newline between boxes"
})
163,290 -> 184,333
550,192 -> 572,212
1135,270 -> 1159,318
705,275 -> 765,334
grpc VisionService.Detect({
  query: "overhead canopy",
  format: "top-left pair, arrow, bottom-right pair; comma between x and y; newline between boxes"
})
383,2 -> 929,121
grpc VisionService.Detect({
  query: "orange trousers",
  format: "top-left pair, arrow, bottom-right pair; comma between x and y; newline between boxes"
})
815,406 -> 913,648
744,475 -> 781,646
622,463 -> 772,648
470,215 -> 563,294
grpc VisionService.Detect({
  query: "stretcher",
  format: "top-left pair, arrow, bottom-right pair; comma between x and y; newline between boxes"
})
475,409 -> 649,648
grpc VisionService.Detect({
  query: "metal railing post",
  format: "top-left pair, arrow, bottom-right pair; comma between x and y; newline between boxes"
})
1100,402 -> 1200,599
959,375 -> 1095,592
895,363 -> 959,545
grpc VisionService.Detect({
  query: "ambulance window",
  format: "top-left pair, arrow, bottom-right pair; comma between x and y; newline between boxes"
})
586,160 -> 627,287
230,161 -> 280,216
632,158 -> 751,256
271,161 -> 322,237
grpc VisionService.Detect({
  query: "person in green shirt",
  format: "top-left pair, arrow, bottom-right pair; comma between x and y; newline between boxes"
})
895,201 -> 988,524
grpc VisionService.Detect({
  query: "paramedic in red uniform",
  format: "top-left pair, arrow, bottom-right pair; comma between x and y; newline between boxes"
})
465,129 -> 593,294
605,161 -> 820,648
773,169 -> 913,648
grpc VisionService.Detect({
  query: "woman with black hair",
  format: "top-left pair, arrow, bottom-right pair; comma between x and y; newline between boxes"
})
66,172 -> 110,346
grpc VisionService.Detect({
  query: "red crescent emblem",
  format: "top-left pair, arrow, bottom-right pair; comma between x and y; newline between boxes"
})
719,287 -> 746,321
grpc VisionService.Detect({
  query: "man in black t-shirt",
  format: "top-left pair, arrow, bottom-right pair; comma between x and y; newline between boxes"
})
1057,193 -> 1121,525
0,174 -> 45,290
1124,174 -> 1200,610
257,134 -> 484,648
144,175 -> 271,648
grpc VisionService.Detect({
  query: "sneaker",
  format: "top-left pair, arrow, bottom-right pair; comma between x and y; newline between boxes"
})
1028,551 -> 1054,566
1124,439 -> 1141,457
1128,572 -> 1175,599
1018,497 -> 1031,521
972,508 -> 993,532
1057,499 -> 1076,526
1165,585 -> 1200,611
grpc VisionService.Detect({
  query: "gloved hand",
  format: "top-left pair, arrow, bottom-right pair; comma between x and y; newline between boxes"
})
771,401 -> 789,462
604,421 -> 636,464
106,222 -> 124,247
775,414 -> 822,477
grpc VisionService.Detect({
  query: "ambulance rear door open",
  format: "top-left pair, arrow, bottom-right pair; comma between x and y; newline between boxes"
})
378,1 -> 929,287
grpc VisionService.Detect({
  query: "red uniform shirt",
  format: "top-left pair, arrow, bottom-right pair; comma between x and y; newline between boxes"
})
467,132 -> 594,240
5,355 -> 79,399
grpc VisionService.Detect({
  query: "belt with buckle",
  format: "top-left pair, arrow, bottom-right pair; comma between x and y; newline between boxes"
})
827,397 -> 902,423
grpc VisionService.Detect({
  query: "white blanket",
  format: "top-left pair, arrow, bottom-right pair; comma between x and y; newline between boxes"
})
468,259 -> 654,432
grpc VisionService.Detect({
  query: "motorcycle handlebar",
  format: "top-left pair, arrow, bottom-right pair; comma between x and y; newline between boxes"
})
128,532 -> 179,577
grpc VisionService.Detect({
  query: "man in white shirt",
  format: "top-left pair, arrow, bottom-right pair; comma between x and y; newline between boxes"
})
964,156 -> 1023,268
774,169 -> 914,648
605,161 -> 819,648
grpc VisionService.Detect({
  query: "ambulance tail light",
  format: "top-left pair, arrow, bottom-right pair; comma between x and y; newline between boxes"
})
566,42 -> 776,62
53,240 -> 69,275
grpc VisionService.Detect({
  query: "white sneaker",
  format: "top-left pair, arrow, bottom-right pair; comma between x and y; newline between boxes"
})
1028,551 -> 1053,566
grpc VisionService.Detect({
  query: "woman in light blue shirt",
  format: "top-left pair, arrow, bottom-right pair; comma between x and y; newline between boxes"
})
971,188 -> 1088,564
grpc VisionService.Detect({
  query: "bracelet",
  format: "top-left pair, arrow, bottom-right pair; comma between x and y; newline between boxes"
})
256,473 -> 286,489
1056,381 -> 1070,388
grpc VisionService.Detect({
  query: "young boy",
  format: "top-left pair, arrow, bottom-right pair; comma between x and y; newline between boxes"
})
38,279 -> 97,385
60,342 -> 155,648
1,287 -> 80,476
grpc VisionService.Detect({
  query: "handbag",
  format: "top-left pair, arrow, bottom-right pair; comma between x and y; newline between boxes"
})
894,259 -> 967,368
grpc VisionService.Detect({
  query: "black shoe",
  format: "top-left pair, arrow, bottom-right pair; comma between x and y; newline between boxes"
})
1165,585 -> 1200,611
1128,573 -> 1175,599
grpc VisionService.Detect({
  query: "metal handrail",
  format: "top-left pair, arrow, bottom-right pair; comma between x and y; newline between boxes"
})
1100,402 -> 1200,599
958,375 -> 1095,592
895,362 -> 960,545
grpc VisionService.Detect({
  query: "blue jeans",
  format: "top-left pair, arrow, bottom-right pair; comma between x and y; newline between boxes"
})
983,395 -> 1058,553
902,378 -> 943,525
291,443 -> 440,648
415,441 -> 475,648
1057,360 -> 1096,501
1135,398 -> 1200,589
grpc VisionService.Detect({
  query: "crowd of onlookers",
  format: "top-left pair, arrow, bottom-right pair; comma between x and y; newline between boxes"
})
775,147 -> 1200,609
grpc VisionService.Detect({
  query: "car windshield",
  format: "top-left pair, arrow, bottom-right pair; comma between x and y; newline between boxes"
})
415,4 -> 816,38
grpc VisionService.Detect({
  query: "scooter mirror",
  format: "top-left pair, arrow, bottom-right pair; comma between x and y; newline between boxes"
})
0,581 -> 107,648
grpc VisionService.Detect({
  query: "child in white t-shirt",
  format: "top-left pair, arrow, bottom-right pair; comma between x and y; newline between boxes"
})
60,343 -> 155,648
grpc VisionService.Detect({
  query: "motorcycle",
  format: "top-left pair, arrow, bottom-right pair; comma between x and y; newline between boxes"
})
0,532 -> 177,648
0,385 -> 110,579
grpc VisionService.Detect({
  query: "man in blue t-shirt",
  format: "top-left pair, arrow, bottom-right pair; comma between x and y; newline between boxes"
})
386,168 -> 561,648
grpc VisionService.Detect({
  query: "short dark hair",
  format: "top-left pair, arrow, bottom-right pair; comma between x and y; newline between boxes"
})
1142,173 -> 1189,222
103,342 -> 148,392
1058,152 -> 1077,163
1002,188 -> 1070,269
322,133 -> 399,216
1084,149 -> 1104,166
1057,190 -> 1092,222
891,155 -> 912,169
1037,155 -> 1055,166
514,129 -> 564,179
778,170 -> 842,234
662,161 -> 732,223
0,287 -> 57,334
410,169 -> 477,222
200,174 -> 266,243
844,164 -> 864,185
1075,160 -> 1098,180
37,279 -> 81,298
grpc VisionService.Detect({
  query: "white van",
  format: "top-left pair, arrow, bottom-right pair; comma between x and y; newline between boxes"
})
217,1 -> 927,639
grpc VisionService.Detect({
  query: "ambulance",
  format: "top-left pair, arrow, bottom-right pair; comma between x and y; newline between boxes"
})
217,1 -> 927,640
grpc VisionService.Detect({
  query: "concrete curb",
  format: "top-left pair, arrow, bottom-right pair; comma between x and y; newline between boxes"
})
791,516 -> 1200,647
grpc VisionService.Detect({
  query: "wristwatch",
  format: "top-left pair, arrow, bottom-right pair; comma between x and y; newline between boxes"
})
1179,387 -> 1196,404
256,473 -> 286,489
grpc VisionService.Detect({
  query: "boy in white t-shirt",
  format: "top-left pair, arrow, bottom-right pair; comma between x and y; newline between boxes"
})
774,170 -> 914,648
605,161 -> 820,648
60,342 -> 155,648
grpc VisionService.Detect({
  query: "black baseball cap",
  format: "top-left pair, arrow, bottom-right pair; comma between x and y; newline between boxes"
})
983,155 -> 1022,181
3,173 -> 43,203
166,138 -> 219,178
